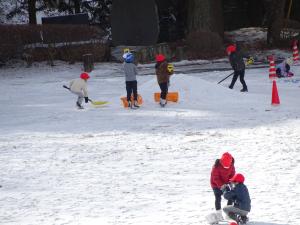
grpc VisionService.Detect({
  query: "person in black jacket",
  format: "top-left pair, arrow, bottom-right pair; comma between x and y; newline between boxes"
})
226,44 -> 248,92
222,173 -> 251,224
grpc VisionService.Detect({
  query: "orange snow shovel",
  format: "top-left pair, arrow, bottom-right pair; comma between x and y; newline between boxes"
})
121,94 -> 143,108
154,92 -> 179,102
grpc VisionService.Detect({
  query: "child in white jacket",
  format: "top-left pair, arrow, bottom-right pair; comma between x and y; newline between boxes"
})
69,73 -> 90,109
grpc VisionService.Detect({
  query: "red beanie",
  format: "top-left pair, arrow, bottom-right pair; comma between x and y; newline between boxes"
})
229,222 -> 238,225
226,45 -> 236,54
156,54 -> 166,62
220,152 -> 233,168
229,173 -> 245,183
80,72 -> 90,80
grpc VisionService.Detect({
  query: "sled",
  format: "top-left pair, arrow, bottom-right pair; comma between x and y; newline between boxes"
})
205,212 -> 236,225
89,100 -> 109,106
154,92 -> 179,102
120,94 -> 143,108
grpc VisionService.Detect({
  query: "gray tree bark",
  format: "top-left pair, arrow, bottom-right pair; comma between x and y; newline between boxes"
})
264,0 -> 287,46
186,0 -> 223,35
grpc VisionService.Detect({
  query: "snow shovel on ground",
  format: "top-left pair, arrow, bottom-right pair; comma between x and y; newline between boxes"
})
62,85 -> 108,106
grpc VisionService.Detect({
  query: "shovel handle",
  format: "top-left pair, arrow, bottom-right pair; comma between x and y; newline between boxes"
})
217,72 -> 234,84
63,85 -> 70,90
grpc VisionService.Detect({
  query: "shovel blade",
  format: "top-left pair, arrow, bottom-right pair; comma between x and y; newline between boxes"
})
91,101 -> 109,106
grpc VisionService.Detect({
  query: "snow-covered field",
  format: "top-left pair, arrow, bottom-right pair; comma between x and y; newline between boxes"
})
0,61 -> 300,225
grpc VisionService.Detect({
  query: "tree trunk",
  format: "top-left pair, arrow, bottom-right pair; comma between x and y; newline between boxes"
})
28,0 -> 37,24
73,0 -> 81,14
112,0 -> 159,46
265,0 -> 286,46
186,0 -> 223,35
83,54 -> 94,72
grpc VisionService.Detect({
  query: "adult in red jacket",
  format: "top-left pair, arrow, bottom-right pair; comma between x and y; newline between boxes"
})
210,152 -> 235,220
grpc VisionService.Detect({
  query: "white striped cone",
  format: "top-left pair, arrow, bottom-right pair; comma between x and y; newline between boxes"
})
293,43 -> 299,64
268,56 -> 276,79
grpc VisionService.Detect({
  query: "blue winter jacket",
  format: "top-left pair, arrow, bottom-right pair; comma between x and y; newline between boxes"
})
223,183 -> 251,212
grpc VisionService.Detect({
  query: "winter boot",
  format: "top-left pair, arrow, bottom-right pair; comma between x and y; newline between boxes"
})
76,101 -> 84,109
229,85 -> 234,89
160,98 -> 167,107
127,100 -> 132,108
240,87 -> 248,92
238,215 -> 249,224
216,210 -> 224,222
133,100 -> 140,108
227,212 -> 238,221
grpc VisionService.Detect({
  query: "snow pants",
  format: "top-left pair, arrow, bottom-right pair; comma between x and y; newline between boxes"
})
71,90 -> 84,105
126,80 -> 138,102
223,205 -> 249,217
276,64 -> 290,78
229,70 -> 247,89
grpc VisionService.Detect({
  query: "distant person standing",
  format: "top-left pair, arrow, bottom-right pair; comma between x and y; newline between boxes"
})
226,44 -> 248,92
155,54 -> 173,107
123,52 -> 139,108
210,152 -> 235,222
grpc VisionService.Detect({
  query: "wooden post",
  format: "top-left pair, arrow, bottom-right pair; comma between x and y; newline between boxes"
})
47,43 -> 55,67
83,53 -> 94,72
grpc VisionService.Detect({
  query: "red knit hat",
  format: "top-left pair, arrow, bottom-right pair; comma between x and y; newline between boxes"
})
80,72 -> 90,80
230,173 -> 245,183
229,222 -> 238,225
156,54 -> 166,62
220,152 -> 233,168
226,45 -> 236,54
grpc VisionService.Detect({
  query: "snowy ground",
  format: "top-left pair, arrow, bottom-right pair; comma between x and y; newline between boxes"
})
0,60 -> 300,225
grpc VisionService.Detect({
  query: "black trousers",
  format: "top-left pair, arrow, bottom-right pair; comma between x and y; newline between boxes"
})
126,80 -> 138,102
213,188 -> 233,210
159,82 -> 168,100
229,70 -> 247,89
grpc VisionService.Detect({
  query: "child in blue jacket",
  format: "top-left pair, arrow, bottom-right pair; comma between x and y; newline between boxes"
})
221,173 -> 251,224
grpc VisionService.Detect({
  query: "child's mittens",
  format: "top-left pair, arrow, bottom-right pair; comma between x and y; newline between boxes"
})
246,57 -> 254,66
167,64 -> 174,73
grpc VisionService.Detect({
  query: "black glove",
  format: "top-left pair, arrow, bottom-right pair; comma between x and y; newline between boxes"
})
85,97 -> 89,103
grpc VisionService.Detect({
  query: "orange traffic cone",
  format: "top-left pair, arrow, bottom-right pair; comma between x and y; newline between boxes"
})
268,55 -> 277,79
292,40 -> 300,64
271,80 -> 280,105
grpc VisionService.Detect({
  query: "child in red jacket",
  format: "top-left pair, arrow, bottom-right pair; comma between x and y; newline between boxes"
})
210,152 -> 235,221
